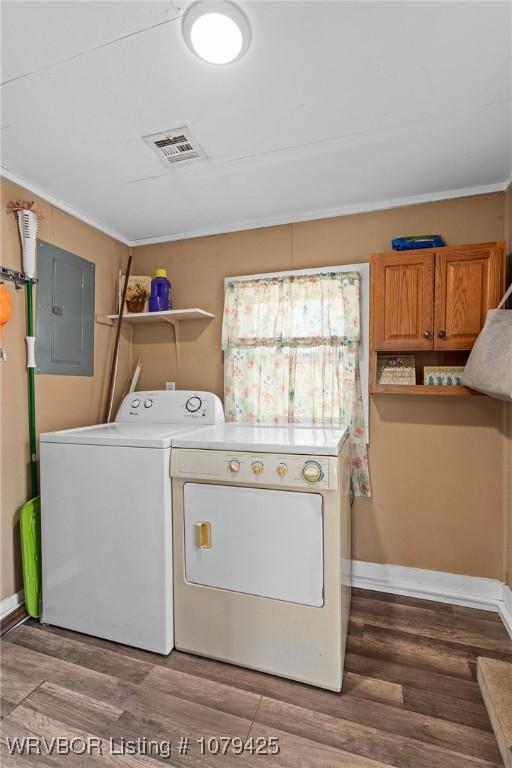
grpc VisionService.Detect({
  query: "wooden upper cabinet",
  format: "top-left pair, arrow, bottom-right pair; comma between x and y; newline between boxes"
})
434,243 -> 505,350
370,251 -> 434,350
370,242 -> 505,353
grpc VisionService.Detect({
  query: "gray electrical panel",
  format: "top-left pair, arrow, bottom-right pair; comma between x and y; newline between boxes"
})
36,241 -> 95,376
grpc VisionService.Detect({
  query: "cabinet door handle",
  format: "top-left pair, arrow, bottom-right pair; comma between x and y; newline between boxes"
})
438,330 -> 446,338
423,330 -> 431,338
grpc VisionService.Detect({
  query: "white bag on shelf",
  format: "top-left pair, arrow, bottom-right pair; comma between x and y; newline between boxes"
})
462,284 -> 512,400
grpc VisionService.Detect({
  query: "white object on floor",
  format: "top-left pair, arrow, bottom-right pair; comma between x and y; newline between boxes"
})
40,390 -> 224,654
171,422 -> 351,691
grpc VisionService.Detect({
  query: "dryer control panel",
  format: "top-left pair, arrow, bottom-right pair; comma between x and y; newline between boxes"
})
172,449 -> 338,490
116,391 -> 225,425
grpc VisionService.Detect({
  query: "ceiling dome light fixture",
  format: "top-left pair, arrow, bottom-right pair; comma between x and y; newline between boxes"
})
182,1 -> 251,64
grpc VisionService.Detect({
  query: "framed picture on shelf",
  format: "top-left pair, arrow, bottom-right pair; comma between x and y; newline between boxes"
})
376,355 -> 416,385
424,366 -> 465,387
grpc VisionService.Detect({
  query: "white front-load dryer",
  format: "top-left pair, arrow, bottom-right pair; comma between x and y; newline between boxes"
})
170,424 -> 351,690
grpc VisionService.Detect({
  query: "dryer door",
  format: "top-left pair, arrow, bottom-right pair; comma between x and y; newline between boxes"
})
183,483 -> 324,607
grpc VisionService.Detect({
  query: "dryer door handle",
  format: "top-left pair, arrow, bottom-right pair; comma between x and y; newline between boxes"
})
196,521 -> 212,549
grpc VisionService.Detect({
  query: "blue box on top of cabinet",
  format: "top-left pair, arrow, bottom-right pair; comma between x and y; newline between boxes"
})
392,235 -> 445,250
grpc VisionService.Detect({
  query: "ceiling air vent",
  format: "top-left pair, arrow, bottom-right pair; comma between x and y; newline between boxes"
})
143,127 -> 206,167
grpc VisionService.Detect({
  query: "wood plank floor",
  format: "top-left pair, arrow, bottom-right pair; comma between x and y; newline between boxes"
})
1,588 -> 511,767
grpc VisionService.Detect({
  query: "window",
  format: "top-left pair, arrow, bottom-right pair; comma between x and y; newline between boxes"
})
222,265 -> 370,496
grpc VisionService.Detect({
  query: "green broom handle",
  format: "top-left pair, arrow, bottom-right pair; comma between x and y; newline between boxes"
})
25,280 -> 38,498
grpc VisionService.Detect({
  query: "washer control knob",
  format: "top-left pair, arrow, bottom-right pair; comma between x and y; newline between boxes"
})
186,396 -> 202,413
276,463 -> 287,478
144,399 -> 153,408
228,460 -> 240,473
251,461 -> 264,476
131,399 -> 140,408
303,461 -> 323,483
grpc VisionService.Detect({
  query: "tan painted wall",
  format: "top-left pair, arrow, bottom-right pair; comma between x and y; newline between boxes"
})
1,183 -> 508,602
133,192 -> 508,581
0,178 -> 130,601
504,186 -> 512,589
507,397 -> 512,590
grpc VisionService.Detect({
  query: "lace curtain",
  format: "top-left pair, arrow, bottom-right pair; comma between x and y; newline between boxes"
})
222,272 -> 371,496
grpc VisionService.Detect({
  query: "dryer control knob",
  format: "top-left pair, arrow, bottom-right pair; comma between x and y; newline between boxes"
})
276,463 -> 287,478
131,399 -> 140,408
144,399 -> 153,408
303,461 -> 323,483
251,461 -> 264,475
228,460 -> 240,473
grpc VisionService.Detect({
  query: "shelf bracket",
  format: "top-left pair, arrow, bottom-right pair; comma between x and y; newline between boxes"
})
96,315 -> 115,327
165,318 -> 180,368
95,314 -> 130,327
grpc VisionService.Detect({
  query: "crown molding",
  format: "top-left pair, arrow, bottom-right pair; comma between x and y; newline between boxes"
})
0,167 -> 130,245
1,166 -> 508,248
129,181 -> 509,246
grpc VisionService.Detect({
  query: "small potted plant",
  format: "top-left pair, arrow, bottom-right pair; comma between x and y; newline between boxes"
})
125,280 -> 150,313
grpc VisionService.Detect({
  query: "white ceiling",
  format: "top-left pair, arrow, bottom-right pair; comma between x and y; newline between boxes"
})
1,1 -> 511,245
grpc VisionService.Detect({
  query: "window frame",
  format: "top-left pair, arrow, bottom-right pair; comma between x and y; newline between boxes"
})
223,263 -> 369,441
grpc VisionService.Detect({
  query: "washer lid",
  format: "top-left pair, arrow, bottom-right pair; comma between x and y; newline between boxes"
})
40,422 -> 200,449
172,423 -> 350,455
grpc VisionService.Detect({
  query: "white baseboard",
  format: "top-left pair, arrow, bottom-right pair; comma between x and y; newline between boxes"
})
498,584 -> 512,639
2,569 -> 510,639
352,560 -> 505,613
0,590 -> 24,621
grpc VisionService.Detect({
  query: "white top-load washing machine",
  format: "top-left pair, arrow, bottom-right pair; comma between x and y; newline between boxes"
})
40,390 -> 224,654
170,423 -> 351,690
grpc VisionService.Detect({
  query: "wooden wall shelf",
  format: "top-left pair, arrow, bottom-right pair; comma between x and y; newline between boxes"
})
369,384 -> 478,396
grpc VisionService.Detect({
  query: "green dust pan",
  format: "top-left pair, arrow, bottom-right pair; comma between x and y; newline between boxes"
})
20,496 -> 41,617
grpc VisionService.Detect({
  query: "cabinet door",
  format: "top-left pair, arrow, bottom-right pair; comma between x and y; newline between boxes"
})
434,244 -> 505,350
371,251 -> 434,350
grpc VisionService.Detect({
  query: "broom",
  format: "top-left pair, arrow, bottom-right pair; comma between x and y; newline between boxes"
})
103,250 -> 133,422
